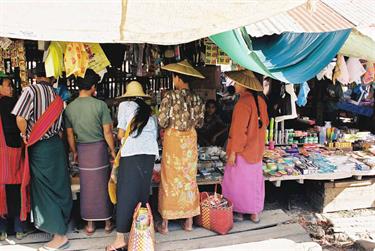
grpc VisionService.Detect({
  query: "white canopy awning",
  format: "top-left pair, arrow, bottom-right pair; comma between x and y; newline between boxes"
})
0,0 -> 307,45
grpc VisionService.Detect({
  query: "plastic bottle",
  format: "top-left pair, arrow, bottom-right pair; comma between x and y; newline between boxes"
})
319,127 -> 326,145
324,121 -> 332,144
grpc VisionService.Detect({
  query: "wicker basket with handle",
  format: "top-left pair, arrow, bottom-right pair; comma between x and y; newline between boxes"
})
194,184 -> 233,235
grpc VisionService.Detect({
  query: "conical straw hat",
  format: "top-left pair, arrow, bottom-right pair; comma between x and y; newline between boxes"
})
162,60 -> 205,79
117,81 -> 150,99
225,70 -> 263,91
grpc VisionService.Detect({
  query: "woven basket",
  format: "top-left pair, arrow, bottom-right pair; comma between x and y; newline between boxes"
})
195,185 -> 233,235
128,203 -> 155,251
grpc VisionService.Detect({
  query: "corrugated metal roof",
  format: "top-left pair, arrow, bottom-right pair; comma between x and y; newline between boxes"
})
246,1 -> 354,37
322,0 -> 375,26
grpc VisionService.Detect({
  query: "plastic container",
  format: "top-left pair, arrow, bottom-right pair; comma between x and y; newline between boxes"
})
319,127 -> 326,145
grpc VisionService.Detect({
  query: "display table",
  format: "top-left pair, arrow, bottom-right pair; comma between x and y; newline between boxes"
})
70,145 -> 375,198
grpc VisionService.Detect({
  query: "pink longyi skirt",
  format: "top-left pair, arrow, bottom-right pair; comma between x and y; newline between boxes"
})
222,155 -> 264,214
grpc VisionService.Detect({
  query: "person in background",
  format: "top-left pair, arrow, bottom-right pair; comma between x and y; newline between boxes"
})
12,63 -> 72,250
0,77 -> 25,240
106,81 -> 158,251
221,85 -> 237,125
64,69 -> 114,236
197,99 -> 227,147
222,70 -> 269,223
157,60 -> 205,234
323,79 -> 343,126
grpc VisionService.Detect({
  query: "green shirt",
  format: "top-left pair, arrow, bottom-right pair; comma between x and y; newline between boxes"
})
64,96 -> 112,143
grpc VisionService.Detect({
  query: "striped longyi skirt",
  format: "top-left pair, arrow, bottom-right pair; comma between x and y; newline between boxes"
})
78,141 -> 112,221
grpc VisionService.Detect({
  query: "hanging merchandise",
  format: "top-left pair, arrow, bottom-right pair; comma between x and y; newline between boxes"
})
363,63 -> 375,84
45,41 -> 66,78
136,44 -> 145,77
203,38 -> 230,66
333,54 -> 349,85
275,84 -> 298,122
84,43 -> 110,74
150,45 -> 162,76
204,40 -> 218,65
296,82 -> 310,107
0,39 -> 27,87
64,42 -> 89,78
217,48 -> 230,65
0,37 -> 12,50
174,45 -> 181,61
316,61 -> 336,80
346,57 -> 366,83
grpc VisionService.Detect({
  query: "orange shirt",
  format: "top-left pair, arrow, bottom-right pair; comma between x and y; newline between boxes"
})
226,92 -> 269,164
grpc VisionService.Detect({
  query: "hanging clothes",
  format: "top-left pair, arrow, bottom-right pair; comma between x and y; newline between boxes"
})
64,42 -> 89,78
363,63 -> 375,84
275,84 -> 298,122
333,54 -> 349,85
346,57 -> 366,83
45,41 -> 66,78
317,62 -> 336,81
296,82 -> 310,107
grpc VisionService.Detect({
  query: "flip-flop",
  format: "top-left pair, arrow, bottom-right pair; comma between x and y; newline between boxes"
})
105,244 -> 127,251
84,225 -> 96,236
155,224 -> 168,235
38,241 -> 70,251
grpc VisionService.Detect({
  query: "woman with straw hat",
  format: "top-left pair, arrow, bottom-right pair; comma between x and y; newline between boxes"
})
157,60 -> 205,234
222,70 -> 269,223
106,81 -> 158,251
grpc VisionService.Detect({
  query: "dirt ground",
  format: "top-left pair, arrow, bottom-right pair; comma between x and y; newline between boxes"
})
264,181 -> 375,251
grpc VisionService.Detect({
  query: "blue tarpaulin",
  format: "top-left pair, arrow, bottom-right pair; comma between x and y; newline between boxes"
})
210,28 -> 351,84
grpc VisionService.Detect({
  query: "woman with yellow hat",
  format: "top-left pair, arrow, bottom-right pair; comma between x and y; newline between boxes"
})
222,70 -> 269,223
106,81 -> 158,251
157,60 -> 205,234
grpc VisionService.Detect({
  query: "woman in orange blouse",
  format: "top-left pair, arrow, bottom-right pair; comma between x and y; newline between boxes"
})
222,70 -> 269,223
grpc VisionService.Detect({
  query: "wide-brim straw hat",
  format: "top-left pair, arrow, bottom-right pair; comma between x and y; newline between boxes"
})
117,81 -> 150,99
161,60 -> 205,79
225,70 -> 263,92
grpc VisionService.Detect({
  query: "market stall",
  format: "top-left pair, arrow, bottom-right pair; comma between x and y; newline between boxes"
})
1,0 -> 374,216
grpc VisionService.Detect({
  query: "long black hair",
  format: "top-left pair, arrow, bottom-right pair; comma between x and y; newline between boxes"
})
129,98 -> 152,137
249,90 -> 265,129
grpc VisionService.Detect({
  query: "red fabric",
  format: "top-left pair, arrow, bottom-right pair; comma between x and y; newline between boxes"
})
0,115 -> 23,216
20,96 -> 63,221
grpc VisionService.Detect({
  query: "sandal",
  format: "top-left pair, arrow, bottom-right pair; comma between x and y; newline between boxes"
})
156,224 -> 168,235
84,225 -> 96,236
105,244 -> 127,251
